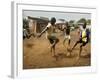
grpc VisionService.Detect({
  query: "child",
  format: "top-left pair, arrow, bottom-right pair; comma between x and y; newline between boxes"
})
63,22 -> 71,51
38,17 -> 59,57
71,22 -> 90,58
23,28 -> 35,39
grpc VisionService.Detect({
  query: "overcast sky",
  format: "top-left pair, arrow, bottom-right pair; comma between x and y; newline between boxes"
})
23,10 -> 91,21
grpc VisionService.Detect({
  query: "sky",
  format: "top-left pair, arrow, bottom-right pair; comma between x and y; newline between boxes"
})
23,10 -> 91,21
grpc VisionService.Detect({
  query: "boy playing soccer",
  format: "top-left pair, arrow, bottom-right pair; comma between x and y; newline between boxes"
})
71,22 -> 90,58
63,21 -> 71,51
38,17 -> 59,57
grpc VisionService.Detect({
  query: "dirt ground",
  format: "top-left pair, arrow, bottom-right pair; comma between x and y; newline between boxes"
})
23,29 -> 91,69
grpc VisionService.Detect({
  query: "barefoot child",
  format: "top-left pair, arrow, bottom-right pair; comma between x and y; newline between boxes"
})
71,22 -> 90,58
63,21 -> 71,51
38,17 -> 59,56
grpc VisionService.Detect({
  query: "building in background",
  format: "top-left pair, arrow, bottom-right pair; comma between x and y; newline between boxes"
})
28,16 -> 49,33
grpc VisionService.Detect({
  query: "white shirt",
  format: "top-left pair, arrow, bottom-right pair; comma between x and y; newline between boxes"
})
46,23 -> 56,38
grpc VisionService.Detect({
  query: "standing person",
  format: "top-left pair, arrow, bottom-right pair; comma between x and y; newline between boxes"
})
71,22 -> 90,58
63,21 -> 71,51
23,17 -> 35,40
38,17 -> 59,57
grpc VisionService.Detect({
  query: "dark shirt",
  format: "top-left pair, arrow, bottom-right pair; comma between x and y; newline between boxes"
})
64,27 -> 70,35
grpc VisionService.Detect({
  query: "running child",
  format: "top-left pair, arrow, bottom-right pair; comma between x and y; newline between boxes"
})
38,17 -> 59,57
62,21 -> 71,51
71,22 -> 90,58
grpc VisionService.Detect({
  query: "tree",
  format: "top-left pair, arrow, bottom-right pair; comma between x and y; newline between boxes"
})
77,18 -> 86,24
69,20 -> 75,27
87,19 -> 91,25
69,20 -> 75,24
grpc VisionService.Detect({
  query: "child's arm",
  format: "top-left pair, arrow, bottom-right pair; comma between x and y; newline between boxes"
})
80,36 -> 87,40
38,27 -> 49,37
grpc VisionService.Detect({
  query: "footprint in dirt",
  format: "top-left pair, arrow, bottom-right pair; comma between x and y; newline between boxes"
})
58,53 -> 67,58
53,51 -> 79,61
26,43 -> 34,48
81,53 -> 91,58
53,53 -> 67,61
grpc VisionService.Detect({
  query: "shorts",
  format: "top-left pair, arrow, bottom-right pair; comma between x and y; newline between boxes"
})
65,35 -> 71,40
78,39 -> 88,46
47,36 -> 59,44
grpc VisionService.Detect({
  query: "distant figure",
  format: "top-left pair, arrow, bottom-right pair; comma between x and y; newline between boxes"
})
62,22 -> 71,51
71,22 -> 90,58
23,28 -> 35,39
38,17 -> 59,57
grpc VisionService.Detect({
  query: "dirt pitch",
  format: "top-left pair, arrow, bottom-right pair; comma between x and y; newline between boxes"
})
23,29 -> 91,69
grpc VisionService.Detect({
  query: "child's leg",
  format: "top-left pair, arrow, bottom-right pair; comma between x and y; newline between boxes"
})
65,35 -> 71,50
50,40 -> 55,56
79,42 -> 88,57
26,34 -> 30,39
52,43 -> 56,56
48,39 -> 53,54
28,34 -> 32,38
79,44 -> 83,57
71,40 -> 80,51
67,39 -> 71,50
63,38 -> 67,45
28,33 -> 35,38
51,38 -> 59,56
68,39 -> 71,45
48,38 -> 56,56
32,33 -> 36,37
